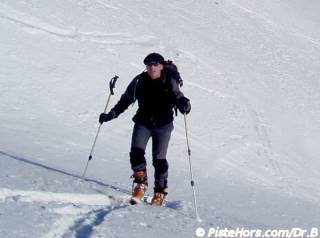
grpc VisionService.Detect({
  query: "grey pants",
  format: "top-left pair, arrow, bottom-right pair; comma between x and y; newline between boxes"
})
130,122 -> 174,190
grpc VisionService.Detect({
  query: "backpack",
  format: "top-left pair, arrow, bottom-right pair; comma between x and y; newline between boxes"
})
163,60 -> 183,88
162,60 -> 184,116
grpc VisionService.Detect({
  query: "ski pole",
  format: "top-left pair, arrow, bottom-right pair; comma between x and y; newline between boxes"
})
82,75 -> 118,179
183,113 -> 200,221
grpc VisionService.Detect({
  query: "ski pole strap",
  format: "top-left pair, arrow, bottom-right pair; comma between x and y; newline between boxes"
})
102,75 -> 118,113
109,75 -> 118,95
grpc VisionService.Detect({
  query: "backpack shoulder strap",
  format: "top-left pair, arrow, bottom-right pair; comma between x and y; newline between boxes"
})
132,72 -> 147,103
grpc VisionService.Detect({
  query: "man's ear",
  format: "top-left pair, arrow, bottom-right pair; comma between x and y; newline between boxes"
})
159,64 -> 164,70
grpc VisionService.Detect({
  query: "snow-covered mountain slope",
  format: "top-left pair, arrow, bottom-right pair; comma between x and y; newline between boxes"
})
1,0 -> 320,237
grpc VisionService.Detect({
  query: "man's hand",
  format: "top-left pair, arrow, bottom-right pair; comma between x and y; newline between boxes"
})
99,111 -> 116,124
177,97 -> 191,114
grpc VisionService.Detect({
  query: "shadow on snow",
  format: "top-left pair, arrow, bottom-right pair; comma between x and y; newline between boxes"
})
0,150 -> 131,195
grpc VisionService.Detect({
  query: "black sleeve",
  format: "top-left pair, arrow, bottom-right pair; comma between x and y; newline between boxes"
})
109,75 -> 140,117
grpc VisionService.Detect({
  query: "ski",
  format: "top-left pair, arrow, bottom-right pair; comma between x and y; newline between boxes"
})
129,197 -> 142,205
129,195 -> 168,206
129,195 -> 152,205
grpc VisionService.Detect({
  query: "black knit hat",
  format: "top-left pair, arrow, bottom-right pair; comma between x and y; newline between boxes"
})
143,52 -> 165,65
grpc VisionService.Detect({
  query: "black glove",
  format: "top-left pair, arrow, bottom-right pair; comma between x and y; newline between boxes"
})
176,96 -> 191,114
99,111 -> 116,124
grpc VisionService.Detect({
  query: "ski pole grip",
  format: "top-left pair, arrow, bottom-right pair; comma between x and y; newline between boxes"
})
109,75 -> 118,95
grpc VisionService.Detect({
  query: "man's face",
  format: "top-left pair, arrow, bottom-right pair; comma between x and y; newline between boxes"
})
146,62 -> 163,80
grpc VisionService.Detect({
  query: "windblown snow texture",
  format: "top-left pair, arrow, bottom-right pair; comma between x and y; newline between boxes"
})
1,0 -> 320,237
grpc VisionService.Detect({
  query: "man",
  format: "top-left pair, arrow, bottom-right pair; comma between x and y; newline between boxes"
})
99,52 -> 191,205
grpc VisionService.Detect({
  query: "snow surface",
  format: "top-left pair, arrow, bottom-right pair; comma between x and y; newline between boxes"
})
1,0 -> 320,237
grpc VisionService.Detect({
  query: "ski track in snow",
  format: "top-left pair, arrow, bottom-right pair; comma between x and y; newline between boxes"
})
0,149 -> 190,238
0,187 -> 130,238
0,187 -> 187,238
0,151 -> 134,237
248,108 -> 285,179
44,204 -> 128,238
230,1 -> 320,47
0,2 -> 158,46
0,187 -> 126,206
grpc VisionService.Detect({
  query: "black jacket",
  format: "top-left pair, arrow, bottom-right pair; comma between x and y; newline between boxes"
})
110,69 -> 185,128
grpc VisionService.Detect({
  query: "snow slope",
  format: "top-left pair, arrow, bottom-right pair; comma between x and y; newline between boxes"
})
1,0 -> 320,237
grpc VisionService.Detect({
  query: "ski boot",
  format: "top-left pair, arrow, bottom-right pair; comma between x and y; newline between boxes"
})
151,187 -> 168,206
130,171 -> 148,205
